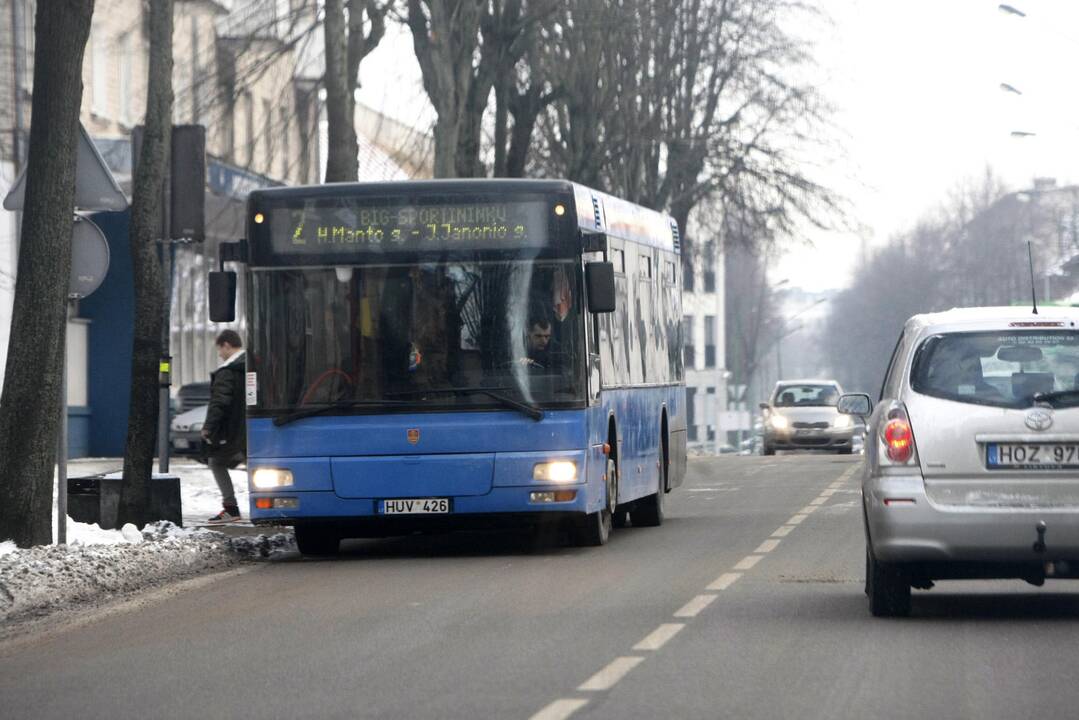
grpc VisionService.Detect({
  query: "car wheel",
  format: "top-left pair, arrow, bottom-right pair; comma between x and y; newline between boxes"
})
575,456 -> 616,546
295,526 -> 341,557
762,445 -> 775,456
838,447 -> 853,455
867,548 -> 911,617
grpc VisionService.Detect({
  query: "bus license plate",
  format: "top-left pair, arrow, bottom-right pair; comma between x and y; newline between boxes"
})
381,498 -> 451,514
987,443 -> 1079,469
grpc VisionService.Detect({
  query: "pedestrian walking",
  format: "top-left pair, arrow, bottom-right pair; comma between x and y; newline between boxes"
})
201,329 -> 246,523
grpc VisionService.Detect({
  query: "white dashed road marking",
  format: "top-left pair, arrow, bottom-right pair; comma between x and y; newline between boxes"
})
706,572 -> 742,591
633,623 -> 685,651
578,656 -> 645,691
754,539 -> 781,554
674,594 -> 718,618
528,461 -> 861,719
529,699 -> 590,720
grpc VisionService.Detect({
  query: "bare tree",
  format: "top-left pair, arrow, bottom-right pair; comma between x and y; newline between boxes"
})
535,0 -> 841,258
0,0 -> 95,547
407,0 -> 486,178
325,0 -> 392,182
118,0 -> 174,528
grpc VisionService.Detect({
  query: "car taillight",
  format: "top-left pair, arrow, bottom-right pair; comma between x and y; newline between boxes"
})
883,418 -> 914,463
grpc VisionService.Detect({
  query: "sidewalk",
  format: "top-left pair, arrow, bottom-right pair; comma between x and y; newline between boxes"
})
1,458 -> 293,633
64,456 -> 256,532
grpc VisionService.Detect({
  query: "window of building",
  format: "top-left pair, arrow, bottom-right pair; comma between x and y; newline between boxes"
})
687,387 -> 698,442
610,247 -> 625,273
190,16 -> 201,123
244,92 -> 255,167
262,99 -> 273,174
118,34 -> 133,126
703,241 -> 716,293
92,31 -> 109,118
683,315 -> 695,368
280,108 -> 291,181
704,315 -> 716,368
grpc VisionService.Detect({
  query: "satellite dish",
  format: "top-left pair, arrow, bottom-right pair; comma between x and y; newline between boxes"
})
70,215 -> 110,299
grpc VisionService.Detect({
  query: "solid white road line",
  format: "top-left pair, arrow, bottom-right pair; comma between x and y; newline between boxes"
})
578,656 -> 645,691
810,496 -> 827,506
674,594 -> 718,618
787,513 -> 808,525
530,698 -> 589,720
798,505 -> 819,515
754,538 -> 781,554
733,555 -> 762,571
633,623 -> 686,651
771,525 -> 794,538
820,488 -> 837,496
706,572 -> 742,591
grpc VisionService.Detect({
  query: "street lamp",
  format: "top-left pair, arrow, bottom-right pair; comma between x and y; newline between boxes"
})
773,297 -> 826,380
999,82 -> 1023,95
998,4 -> 1026,17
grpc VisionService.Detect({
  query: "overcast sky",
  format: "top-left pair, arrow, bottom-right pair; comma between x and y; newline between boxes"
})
356,1 -> 1079,292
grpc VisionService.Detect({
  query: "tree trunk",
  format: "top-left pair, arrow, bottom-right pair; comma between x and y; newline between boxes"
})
0,0 -> 95,547
432,115 -> 460,179
324,0 -> 359,182
119,0 -> 173,528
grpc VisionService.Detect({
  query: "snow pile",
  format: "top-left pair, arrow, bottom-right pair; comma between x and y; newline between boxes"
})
0,460 -> 294,629
0,522 -> 295,627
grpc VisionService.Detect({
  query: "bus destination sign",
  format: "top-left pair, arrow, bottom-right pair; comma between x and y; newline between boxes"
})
269,200 -> 550,255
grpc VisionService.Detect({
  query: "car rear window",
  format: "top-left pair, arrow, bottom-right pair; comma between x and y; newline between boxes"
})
911,330 -> 1079,408
772,384 -> 839,407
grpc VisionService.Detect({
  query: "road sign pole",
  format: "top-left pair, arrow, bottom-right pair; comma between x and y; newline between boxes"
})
57,301 -> 69,545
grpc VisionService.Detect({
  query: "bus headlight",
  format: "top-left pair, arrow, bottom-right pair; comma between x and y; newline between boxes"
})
252,468 -> 294,489
533,461 -> 577,483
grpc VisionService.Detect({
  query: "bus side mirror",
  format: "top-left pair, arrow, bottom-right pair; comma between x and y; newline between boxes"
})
209,271 -> 237,322
585,261 -> 616,313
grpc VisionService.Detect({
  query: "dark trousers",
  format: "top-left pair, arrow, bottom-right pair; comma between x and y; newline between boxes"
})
208,451 -> 244,509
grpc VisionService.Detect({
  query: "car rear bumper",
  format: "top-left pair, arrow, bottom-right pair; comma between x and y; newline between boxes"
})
866,474 -> 1079,563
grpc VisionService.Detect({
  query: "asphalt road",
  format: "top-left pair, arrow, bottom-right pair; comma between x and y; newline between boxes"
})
4,454 -> 1079,719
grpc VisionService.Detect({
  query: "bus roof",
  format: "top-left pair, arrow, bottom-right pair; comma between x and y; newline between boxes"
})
249,179 -> 680,254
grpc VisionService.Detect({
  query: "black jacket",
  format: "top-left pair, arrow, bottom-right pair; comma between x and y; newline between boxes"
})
204,353 -> 246,462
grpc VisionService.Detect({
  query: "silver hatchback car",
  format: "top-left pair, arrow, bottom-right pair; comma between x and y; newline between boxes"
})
760,380 -> 856,455
840,306 -> 1079,616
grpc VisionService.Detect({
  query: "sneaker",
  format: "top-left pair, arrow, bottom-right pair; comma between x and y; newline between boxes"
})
206,507 -> 241,524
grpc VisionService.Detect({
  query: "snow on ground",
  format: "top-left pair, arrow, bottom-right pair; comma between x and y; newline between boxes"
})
0,458 -> 293,630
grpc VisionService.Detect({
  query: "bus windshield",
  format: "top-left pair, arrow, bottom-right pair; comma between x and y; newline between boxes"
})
247,256 -> 585,415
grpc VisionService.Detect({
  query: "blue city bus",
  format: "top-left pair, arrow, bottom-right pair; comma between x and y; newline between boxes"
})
211,179 -> 687,555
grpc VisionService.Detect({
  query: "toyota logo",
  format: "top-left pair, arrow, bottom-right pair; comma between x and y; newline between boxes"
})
1025,408 -> 1054,431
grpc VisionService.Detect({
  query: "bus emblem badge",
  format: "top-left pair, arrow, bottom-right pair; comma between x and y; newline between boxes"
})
407,428 -> 421,444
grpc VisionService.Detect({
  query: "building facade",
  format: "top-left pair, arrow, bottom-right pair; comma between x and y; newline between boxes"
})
0,0 -> 325,454
680,234 -> 731,453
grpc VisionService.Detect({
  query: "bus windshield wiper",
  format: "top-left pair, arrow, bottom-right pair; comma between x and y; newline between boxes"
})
1032,389 -> 1079,407
272,399 -> 412,427
387,386 -> 544,421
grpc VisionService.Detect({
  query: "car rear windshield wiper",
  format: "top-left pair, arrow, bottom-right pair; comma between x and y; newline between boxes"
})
387,386 -> 544,421
1032,389 -> 1079,407
272,399 -> 413,427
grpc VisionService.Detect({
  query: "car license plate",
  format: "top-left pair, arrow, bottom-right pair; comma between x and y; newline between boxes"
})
173,438 -> 190,449
381,498 -> 451,514
987,443 -> 1079,469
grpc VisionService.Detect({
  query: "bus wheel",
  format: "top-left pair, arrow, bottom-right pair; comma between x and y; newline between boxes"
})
295,526 -> 341,557
575,457 -> 616,546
